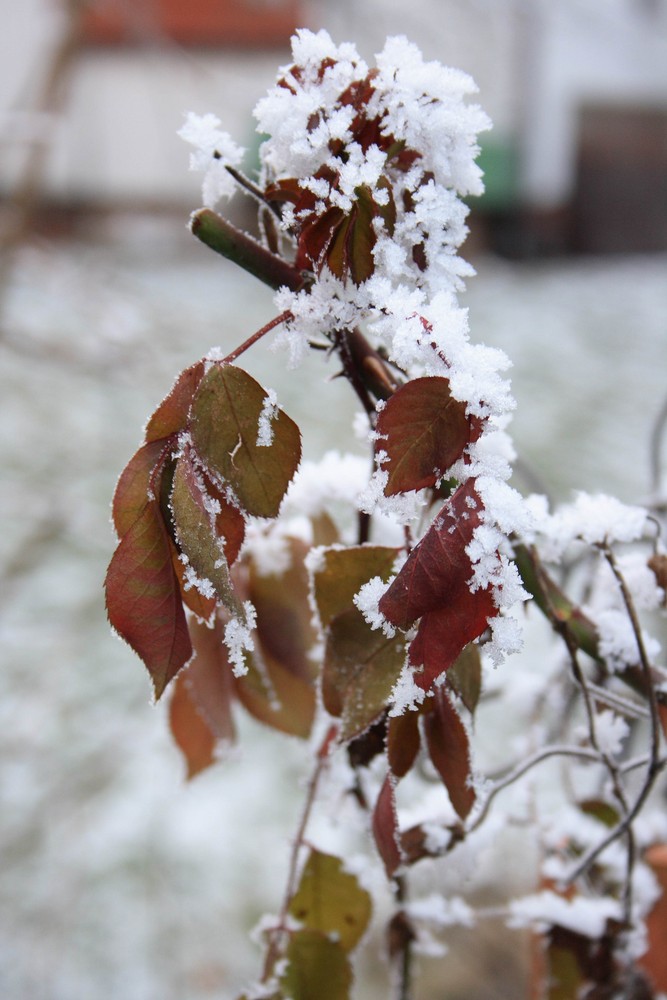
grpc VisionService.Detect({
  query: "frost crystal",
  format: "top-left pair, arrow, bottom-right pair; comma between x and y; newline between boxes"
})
223,601 -> 257,677
256,389 -> 279,447
178,112 -> 245,208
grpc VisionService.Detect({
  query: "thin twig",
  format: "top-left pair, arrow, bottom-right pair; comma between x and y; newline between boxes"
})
564,546 -> 663,887
261,725 -> 337,983
468,744 -> 603,835
221,310 -> 292,365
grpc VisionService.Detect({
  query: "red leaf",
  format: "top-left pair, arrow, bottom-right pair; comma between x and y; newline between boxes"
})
372,774 -> 403,877
375,377 -> 474,495
248,536 -> 319,686
408,586 -> 496,689
105,502 -> 192,699
145,360 -> 205,443
112,439 -> 168,538
379,479 -> 496,690
387,711 -> 420,779
423,687 -> 476,820
169,673 -> 216,779
169,615 -> 236,778
378,479 -> 485,629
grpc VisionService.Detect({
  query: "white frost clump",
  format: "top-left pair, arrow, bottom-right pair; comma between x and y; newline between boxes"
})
531,492 -> 649,563
178,112 -> 245,208
256,389 -> 279,447
507,890 -> 621,939
223,601 -> 257,677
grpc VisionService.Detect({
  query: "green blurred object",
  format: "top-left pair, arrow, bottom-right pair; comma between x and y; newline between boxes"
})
475,137 -> 520,210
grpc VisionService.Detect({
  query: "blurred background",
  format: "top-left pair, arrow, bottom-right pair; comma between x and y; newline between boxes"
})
1,2 -> 666,998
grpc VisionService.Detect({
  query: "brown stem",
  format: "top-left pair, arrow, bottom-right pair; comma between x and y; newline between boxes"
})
221,310 -> 293,365
261,725 -> 337,984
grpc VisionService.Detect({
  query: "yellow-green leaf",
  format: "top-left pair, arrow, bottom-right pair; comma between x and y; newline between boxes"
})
288,850 -> 372,952
190,365 -> 301,518
280,930 -> 352,1000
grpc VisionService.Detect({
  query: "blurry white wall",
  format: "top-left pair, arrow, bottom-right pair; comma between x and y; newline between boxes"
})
1,0 -> 666,209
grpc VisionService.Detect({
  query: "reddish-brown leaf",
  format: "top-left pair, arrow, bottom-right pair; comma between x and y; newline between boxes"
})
423,687 -> 476,820
112,439 -> 168,538
387,711 -> 421,779
248,536 -> 318,685
375,377 -> 473,495
145,360 -> 205,443
408,587 -> 496,690
169,615 -> 236,779
169,673 -> 216,779
379,480 -> 496,689
234,648 -> 316,739
372,774 -> 403,877
105,501 -> 192,699
379,479 -> 485,629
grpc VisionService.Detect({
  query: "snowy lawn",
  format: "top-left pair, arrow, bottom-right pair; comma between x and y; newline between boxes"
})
1,223 -> 666,999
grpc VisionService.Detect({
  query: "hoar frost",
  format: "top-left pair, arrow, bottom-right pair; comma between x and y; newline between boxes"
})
179,30 -> 537,666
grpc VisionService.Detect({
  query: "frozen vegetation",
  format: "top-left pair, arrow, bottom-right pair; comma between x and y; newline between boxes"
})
1,222 -> 666,997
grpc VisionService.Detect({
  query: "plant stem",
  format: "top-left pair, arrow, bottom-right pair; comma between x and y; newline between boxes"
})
190,209 -> 306,292
222,311 -> 293,364
261,725 -> 337,984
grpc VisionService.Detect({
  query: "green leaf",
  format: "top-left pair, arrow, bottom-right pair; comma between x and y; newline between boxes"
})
112,439 -> 168,538
312,545 -> 399,630
446,643 -> 483,715
190,365 -> 301,518
578,799 -> 621,829
170,451 -> 240,615
105,501 -> 192,699
145,360 -> 205,443
375,376 -> 473,496
280,930 -> 352,1000
288,849 -> 372,952
323,608 -> 406,741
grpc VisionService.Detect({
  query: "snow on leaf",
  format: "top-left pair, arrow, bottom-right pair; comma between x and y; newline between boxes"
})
105,501 -> 192,699
288,849 -> 372,952
423,686 -> 476,820
280,929 -> 352,1000
190,364 -> 301,518
375,376 -> 477,495
144,360 -> 206,443
311,544 -> 399,629
170,450 -> 240,615
378,479 -> 496,687
323,607 -> 406,741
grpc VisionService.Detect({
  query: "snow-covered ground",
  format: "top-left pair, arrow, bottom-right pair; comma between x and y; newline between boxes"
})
1,220 -> 666,999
